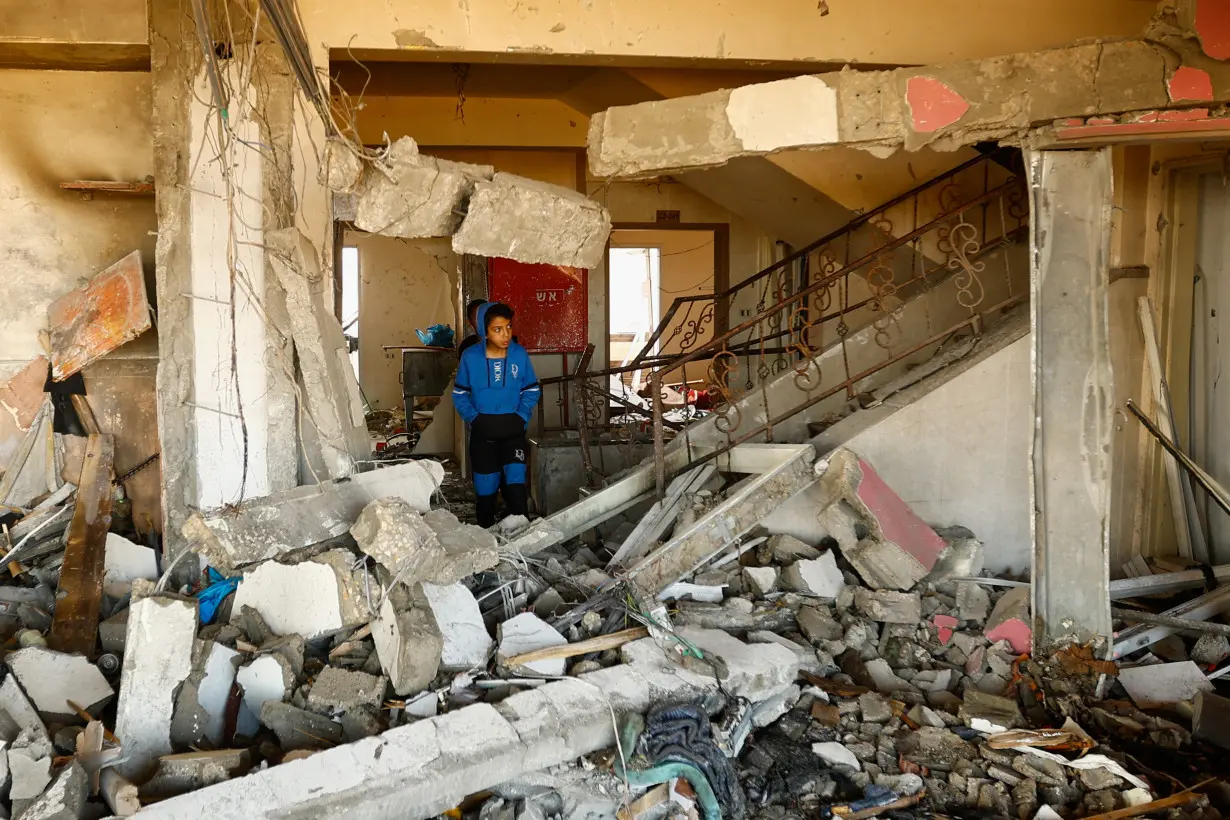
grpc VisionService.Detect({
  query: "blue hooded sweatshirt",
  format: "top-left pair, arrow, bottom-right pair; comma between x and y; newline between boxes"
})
452,302 -> 541,427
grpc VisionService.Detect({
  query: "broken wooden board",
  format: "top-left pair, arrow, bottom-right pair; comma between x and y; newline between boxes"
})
0,356 -> 48,431
49,434 -> 115,655
48,251 -> 150,381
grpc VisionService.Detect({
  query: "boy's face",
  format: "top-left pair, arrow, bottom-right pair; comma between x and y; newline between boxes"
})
487,316 -> 513,349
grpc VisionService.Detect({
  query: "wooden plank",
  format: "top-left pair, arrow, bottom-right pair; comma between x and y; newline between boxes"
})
502,627 -> 648,668
59,181 -> 155,195
48,435 -> 114,656
47,250 -> 151,381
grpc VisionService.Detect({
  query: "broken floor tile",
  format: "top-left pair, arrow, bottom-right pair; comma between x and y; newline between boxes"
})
7,647 -> 114,723
1119,661 -> 1213,708
498,613 -> 568,677
306,667 -> 387,714
742,567 -> 779,597
114,596 -> 197,781
230,549 -> 366,640
984,588 -> 1031,654
421,582 -> 493,672
769,533 -> 822,563
812,741 -> 861,770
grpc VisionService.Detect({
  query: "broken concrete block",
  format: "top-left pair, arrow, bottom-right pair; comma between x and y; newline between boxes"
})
984,588 -> 1031,654
1190,634 -> 1230,666
864,658 -> 915,693
139,750 -> 251,802
20,760 -> 86,820
451,172 -> 612,269
797,605 -> 844,643
420,583 -> 493,672
230,549 -> 367,640
372,595 -> 443,696
102,533 -> 159,597
815,450 -> 947,590
184,460 -> 444,572
8,745 -> 51,801
780,552 -> 845,599
898,727 -> 977,772
498,613 -> 568,677
260,702 -> 343,752
928,536 -> 985,582
6,648 -> 114,723
855,588 -> 922,623
322,138 -> 363,194
423,508 -> 499,555
813,741 -> 861,770
0,675 -> 51,747
742,567 -> 779,597
306,667 -> 387,714
1119,661 -> 1213,708
956,582 -> 991,623
171,640 -> 242,749
769,533 -> 821,563
352,499 -> 500,587
355,137 -> 492,238
100,768 -> 140,816
959,689 -> 1023,730
236,654 -> 295,720
113,596 -> 197,781
858,692 -> 893,723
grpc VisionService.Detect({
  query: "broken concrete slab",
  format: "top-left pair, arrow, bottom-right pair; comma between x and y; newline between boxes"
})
267,227 -> 373,481
769,533 -> 821,563
0,675 -> 51,748
9,744 -> 52,802
498,613 -> 568,677
621,628 -> 800,703
236,654 -> 295,720
260,702 -> 343,752
451,173 -> 611,269
230,549 -> 367,640
183,460 -> 444,573
178,641 -> 241,748
306,667 -> 387,714
321,138 -> 363,194
102,532 -> 159,597
422,508 -> 499,556
351,498 -> 500,587
113,595 -> 197,781
984,588 -> 1031,654
354,137 -> 492,239
420,583 -> 493,672
956,582 -> 992,622
780,552 -> 845,599
815,449 -> 947,591
6,648 -> 114,723
140,750 -> 252,801
20,760 -> 86,820
137,630 -> 798,820
372,595 -> 443,697
813,741 -> 861,771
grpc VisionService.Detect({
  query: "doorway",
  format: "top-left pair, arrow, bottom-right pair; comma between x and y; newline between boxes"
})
607,226 -> 727,403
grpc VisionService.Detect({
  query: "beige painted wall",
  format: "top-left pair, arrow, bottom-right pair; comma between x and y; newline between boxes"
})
431,148 -> 579,189
347,232 -> 459,412
348,95 -> 586,148
0,68 -> 159,520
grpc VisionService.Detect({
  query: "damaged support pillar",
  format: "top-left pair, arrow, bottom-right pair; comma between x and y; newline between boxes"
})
1027,148 -> 1114,652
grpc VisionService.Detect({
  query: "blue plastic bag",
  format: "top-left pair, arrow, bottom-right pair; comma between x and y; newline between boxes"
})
197,567 -> 240,624
415,324 -> 455,347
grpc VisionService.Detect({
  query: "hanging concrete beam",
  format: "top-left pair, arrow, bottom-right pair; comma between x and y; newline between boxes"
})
1027,149 -> 1114,653
588,34 -> 1230,175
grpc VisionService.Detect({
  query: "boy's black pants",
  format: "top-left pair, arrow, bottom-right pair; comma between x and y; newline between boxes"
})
470,413 -> 529,528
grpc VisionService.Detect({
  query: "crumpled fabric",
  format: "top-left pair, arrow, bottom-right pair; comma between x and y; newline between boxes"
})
196,567 -> 240,624
640,703 -> 747,820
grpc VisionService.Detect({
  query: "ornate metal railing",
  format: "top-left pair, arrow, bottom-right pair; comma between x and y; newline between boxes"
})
539,149 -> 1029,490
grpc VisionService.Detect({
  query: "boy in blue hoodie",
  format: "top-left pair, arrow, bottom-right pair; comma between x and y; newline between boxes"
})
452,302 -> 541,527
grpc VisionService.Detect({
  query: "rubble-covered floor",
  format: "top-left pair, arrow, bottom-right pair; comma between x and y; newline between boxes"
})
0,446 -> 1226,820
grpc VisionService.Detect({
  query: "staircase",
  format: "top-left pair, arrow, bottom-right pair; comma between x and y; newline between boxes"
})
514,150 -> 1030,585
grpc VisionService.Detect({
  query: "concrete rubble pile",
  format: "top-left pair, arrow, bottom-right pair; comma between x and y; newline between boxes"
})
0,444 -> 1225,819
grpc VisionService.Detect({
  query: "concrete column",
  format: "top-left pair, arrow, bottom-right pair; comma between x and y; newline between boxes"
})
1027,149 -> 1114,652
150,1 -> 302,555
